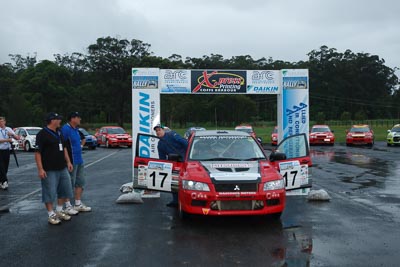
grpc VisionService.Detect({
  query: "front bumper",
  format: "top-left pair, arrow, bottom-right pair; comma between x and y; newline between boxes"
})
310,137 -> 334,145
179,189 -> 285,216
108,140 -> 132,146
346,137 -> 373,145
387,136 -> 400,145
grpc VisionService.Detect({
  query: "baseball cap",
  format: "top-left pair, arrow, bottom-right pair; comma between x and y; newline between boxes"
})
45,112 -> 62,122
153,124 -> 164,130
68,111 -> 81,120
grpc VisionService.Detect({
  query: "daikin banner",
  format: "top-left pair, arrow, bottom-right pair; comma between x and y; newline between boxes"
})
132,68 -> 160,161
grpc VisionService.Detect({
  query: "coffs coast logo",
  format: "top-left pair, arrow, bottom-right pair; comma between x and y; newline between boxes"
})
191,70 -> 246,93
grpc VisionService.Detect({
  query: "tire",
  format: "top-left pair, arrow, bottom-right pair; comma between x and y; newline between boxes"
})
346,143 -> 351,147
265,212 -> 282,220
127,145 -> 132,148
24,142 -> 31,152
91,146 -> 96,150
178,202 -> 190,220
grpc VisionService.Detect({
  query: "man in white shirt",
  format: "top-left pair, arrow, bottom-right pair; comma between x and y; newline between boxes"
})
0,116 -> 20,190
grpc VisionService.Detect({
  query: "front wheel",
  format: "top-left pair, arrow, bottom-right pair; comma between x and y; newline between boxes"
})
24,142 -> 31,152
178,202 -> 190,220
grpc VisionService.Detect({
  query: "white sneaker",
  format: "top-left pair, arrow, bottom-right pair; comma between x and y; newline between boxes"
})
74,203 -> 92,212
48,214 -> 61,225
56,210 -> 71,221
65,206 -> 79,215
0,181 -> 8,190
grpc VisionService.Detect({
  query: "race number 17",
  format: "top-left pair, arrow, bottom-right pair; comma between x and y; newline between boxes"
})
282,170 -> 298,187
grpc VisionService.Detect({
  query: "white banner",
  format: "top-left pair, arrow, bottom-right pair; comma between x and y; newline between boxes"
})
278,69 -> 309,145
246,70 -> 281,94
132,68 -> 161,165
160,69 -> 191,94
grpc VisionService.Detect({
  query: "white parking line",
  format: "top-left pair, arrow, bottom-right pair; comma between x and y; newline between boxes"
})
0,151 -> 119,211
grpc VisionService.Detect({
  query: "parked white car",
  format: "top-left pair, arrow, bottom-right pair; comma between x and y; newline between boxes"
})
14,127 -> 42,151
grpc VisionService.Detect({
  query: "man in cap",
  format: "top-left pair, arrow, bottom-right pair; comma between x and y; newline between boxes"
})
0,116 -> 20,190
35,112 -> 74,225
61,112 -> 91,213
153,124 -> 188,207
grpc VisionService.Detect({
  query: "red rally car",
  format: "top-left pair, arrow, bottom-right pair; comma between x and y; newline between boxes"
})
309,125 -> 335,146
346,124 -> 374,146
95,126 -> 132,148
133,130 -> 311,219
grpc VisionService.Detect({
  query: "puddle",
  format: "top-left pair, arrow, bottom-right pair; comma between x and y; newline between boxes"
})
8,199 -> 42,214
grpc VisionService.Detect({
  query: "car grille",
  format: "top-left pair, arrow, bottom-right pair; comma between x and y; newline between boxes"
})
394,137 -> 400,142
214,183 -> 258,192
219,200 -> 252,210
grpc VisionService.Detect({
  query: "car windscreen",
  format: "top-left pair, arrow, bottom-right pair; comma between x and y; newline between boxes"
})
312,127 -> 330,133
107,128 -> 125,134
235,128 -> 253,134
26,129 -> 41,135
391,127 -> 400,132
79,128 -> 89,136
350,127 -> 369,133
189,135 -> 265,161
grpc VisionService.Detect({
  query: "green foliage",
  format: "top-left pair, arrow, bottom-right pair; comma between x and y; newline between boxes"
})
0,40 -> 399,127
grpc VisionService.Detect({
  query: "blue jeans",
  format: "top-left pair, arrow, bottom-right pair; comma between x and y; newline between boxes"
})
41,168 -> 73,203
70,164 -> 86,189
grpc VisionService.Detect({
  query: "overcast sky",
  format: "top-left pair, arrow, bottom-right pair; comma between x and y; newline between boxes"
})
1,0 -> 399,70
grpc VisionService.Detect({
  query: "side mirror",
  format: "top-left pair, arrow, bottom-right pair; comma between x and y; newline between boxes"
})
167,153 -> 182,162
331,130 -> 335,133
269,151 -> 287,162
22,133 -> 27,137
387,130 -> 391,133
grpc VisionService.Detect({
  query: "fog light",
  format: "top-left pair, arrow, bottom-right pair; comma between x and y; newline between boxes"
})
210,201 -> 218,210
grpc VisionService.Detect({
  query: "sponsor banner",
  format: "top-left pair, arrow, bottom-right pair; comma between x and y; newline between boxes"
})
279,69 -> 309,144
132,84 -> 160,164
191,70 -> 247,94
160,69 -> 191,94
246,70 -> 281,94
132,68 -> 159,89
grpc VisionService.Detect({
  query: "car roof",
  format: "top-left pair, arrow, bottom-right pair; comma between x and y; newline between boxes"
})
351,124 -> 370,128
102,126 -> 123,129
194,130 -> 250,137
18,127 -> 42,130
235,125 -> 253,129
312,125 -> 329,128
393,124 -> 400,128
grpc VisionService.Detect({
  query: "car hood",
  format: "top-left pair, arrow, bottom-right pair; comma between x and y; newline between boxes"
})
184,161 -> 260,184
108,134 -> 131,138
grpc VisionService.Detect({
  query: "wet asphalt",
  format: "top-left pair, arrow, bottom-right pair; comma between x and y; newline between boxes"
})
0,142 -> 399,267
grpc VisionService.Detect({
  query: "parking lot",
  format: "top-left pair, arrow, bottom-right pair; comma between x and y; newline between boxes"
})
0,142 -> 399,267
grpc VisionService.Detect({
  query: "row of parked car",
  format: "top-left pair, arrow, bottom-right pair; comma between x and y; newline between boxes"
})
12,123 -> 400,151
12,126 -> 133,151
183,123 -> 400,147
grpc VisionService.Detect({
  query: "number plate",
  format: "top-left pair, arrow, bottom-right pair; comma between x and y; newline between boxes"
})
146,161 -> 173,192
279,161 -> 308,191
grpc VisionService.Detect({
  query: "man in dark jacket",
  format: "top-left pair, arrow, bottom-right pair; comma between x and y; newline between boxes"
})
154,124 -> 188,207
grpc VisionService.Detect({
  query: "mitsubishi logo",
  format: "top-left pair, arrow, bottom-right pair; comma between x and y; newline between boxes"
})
234,185 -> 240,191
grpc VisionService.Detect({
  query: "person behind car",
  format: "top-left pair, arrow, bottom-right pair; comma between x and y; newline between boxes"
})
61,112 -> 92,215
0,116 -> 20,190
153,124 -> 188,207
34,112 -> 74,225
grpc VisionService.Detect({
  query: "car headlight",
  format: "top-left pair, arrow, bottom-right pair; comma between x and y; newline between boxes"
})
310,135 -> 315,139
264,179 -> 285,191
182,180 -> 210,191
128,137 -> 132,141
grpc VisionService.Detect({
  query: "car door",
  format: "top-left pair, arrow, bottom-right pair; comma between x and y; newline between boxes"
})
269,133 -> 312,195
133,133 -> 185,193
18,129 -> 26,148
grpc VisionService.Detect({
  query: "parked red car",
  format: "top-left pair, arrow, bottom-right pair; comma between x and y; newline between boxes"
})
133,130 -> 311,219
235,124 -> 263,144
95,126 -> 132,148
271,126 -> 278,145
346,125 -> 374,146
309,125 -> 335,146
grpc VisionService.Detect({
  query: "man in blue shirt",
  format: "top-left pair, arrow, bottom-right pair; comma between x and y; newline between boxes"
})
61,112 -> 91,214
154,124 -> 188,207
